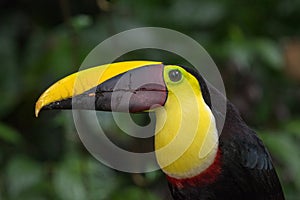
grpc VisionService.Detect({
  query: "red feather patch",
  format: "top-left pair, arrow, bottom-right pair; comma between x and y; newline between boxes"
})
166,149 -> 222,189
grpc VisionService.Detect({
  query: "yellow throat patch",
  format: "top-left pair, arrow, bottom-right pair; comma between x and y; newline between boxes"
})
154,65 -> 219,179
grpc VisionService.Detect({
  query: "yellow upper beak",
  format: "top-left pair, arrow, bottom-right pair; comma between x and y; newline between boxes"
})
35,61 -> 162,117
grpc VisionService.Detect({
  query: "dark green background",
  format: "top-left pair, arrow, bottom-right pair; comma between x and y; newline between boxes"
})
0,0 -> 300,199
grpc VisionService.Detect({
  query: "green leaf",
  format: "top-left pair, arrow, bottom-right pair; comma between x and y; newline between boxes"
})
0,122 -> 22,144
53,154 -> 87,200
111,186 -> 158,200
170,1 -> 225,26
283,119 -> 300,138
254,39 -> 283,70
71,15 -> 93,30
84,158 -> 118,200
5,156 -> 43,199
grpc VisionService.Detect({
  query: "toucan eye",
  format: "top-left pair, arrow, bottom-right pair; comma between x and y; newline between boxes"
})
168,69 -> 182,82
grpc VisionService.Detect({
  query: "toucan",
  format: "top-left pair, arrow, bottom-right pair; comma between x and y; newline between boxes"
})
35,61 -> 285,200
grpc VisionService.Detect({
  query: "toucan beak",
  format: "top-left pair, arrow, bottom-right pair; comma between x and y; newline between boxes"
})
35,61 -> 167,117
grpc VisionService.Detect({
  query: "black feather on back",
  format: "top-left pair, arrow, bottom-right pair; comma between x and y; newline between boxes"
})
216,102 -> 285,200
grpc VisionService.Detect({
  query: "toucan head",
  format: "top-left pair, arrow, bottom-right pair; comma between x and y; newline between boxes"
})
36,61 -> 219,179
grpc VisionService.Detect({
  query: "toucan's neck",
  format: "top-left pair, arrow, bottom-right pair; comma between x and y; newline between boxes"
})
154,84 -> 219,180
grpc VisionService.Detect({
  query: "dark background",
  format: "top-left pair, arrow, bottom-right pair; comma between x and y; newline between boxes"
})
0,0 -> 300,199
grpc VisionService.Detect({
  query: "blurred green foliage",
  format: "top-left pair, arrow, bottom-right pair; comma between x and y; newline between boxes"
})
0,0 -> 300,199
